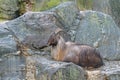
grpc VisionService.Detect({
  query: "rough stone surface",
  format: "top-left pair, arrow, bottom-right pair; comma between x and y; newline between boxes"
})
50,2 -> 79,29
26,56 -> 36,80
0,54 -> 26,80
1,54 -> 120,80
75,10 -> 120,60
35,56 -> 87,80
0,23 -> 16,54
93,0 -> 120,28
87,61 -> 120,80
0,2 -> 120,80
0,3 -> 75,55
49,1 -> 80,41
0,0 -> 19,19
101,61 -> 120,80
0,11 -> 70,55
109,0 -> 120,28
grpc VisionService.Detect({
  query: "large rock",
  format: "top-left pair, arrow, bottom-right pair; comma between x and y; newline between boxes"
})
35,56 -> 87,80
0,2 -> 77,55
0,2 -> 120,79
109,0 -> 120,28
50,1 -> 79,28
0,22 -> 16,54
49,1 -> 80,40
101,61 -> 120,80
87,61 -> 120,80
0,11 -> 70,55
0,0 -> 19,19
93,0 -> 120,28
0,12 -> 57,53
75,10 -> 120,60
0,54 -> 87,80
1,53 -> 120,80
0,55 -> 26,80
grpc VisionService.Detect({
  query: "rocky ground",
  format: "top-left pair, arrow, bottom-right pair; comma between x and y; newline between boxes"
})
0,2 -> 120,80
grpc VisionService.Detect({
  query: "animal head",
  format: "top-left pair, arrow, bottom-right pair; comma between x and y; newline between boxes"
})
47,28 -> 63,46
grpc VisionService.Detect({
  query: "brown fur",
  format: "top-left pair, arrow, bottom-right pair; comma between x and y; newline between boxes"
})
47,30 -> 104,69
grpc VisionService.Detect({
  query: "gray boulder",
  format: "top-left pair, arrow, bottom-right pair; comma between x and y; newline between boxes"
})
1,53 -> 120,80
102,61 -> 120,80
1,1 -> 120,60
0,2 -> 120,80
0,23 -> 16,54
75,10 -> 120,60
0,11 -> 70,55
0,12 -> 56,54
93,0 -> 120,28
49,1 -> 80,41
0,0 -> 19,19
50,1 -> 79,29
35,56 -> 87,80
0,55 -> 25,80
0,2 -> 78,53
87,61 -> 120,80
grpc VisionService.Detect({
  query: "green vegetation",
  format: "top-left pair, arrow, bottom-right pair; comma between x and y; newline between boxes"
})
76,0 -> 93,10
34,0 -> 69,11
34,0 -> 93,11
0,0 -> 94,20
0,19 -> 7,22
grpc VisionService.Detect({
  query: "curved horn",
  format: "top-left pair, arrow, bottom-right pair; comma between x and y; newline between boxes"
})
47,28 -> 63,46
54,28 -> 63,34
